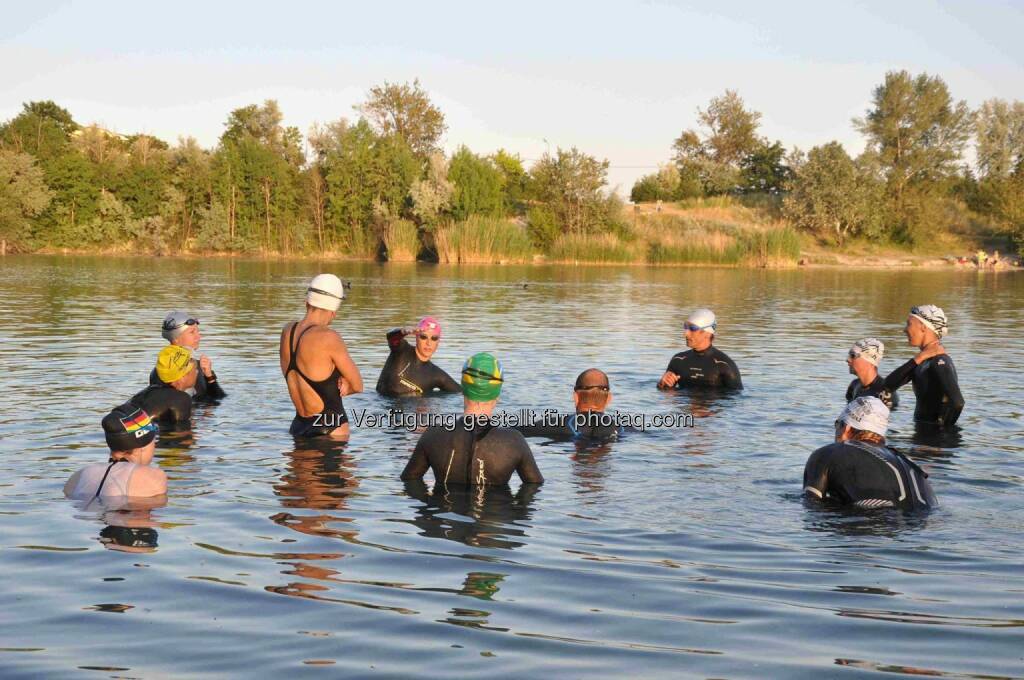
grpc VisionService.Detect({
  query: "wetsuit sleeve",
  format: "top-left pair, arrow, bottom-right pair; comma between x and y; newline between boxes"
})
515,445 -> 544,484
386,328 -> 407,352
802,446 -> 831,499
719,354 -> 743,390
168,390 -> 193,424
400,437 -> 431,480
433,366 -> 461,393
666,353 -> 686,375
934,359 -> 965,427
883,359 -> 917,391
845,379 -> 855,402
195,371 -> 227,402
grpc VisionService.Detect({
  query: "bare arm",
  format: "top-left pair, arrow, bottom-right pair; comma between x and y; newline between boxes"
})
129,468 -> 168,498
63,470 -> 82,497
331,336 -> 363,395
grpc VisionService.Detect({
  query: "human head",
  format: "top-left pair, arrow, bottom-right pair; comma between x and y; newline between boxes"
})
102,404 -> 158,462
573,368 -> 612,412
306,273 -> 345,313
156,345 -> 199,391
684,308 -> 716,351
847,337 -> 884,376
415,316 -> 442,361
162,311 -> 201,348
834,396 -> 889,443
905,305 -> 948,347
461,353 -> 503,412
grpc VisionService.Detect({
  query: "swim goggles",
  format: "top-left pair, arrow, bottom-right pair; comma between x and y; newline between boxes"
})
163,316 -> 200,331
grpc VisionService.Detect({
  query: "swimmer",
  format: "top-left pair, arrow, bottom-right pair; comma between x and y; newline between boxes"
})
516,368 -> 623,442
658,308 -> 743,390
150,311 -> 226,401
280,274 -> 363,439
401,352 -> 543,486
803,397 -> 936,510
883,305 -> 965,428
845,338 -> 899,410
131,345 -> 198,425
376,316 -> 460,396
64,403 -> 167,499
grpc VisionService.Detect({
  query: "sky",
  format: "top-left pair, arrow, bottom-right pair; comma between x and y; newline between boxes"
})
2,0 -> 1023,194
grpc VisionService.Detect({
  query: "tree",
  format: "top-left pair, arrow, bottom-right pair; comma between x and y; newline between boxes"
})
630,164 -> 693,202
409,152 -> 453,229
530,147 -> 617,237
0,101 -> 77,161
854,71 -> 972,241
740,140 -> 792,194
355,79 -> 446,156
975,98 -> 1024,180
784,142 -> 884,245
491,149 -> 530,210
448,146 -> 505,220
0,149 -> 54,250
672,90 -> 764,195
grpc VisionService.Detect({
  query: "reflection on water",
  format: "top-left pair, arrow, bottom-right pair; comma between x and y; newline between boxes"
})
1,256 -> 1022,677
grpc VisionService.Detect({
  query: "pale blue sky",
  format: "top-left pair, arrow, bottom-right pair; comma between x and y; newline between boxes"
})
2,0 -> 1022,193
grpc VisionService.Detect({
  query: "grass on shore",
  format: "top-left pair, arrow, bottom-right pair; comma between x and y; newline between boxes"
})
434,216 -> 535,264
381,219 -> 419,261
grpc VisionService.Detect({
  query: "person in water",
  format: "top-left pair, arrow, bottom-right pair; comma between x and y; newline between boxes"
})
280,273 -> 363,439
803,397 -> 936,510
516,368 -> 622,442
150,312 -> 225,401
883,305 -> 965,429
845,338 -> 899,410
130,345 -> 198,426
64,403 -> 167,499
376,316 -> 460,397
401,352 -> 544,486
658,308 -> 743,390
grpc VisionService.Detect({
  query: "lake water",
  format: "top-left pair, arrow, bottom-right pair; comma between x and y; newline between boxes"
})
1,256 -> 1022,678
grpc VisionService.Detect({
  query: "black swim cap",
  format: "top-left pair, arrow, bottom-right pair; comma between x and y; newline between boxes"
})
102,403 -> 158,451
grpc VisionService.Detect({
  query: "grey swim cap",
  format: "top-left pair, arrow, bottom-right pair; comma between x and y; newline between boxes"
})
162,311 -> 199,342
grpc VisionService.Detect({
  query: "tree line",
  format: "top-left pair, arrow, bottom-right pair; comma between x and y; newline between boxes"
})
2,72 -> 1022,258
631,71 -> 1024,249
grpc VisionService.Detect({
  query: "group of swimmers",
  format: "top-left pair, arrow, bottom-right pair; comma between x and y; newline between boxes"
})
66,273 -> 966,514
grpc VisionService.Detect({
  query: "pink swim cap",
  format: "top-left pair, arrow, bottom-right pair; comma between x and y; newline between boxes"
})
417,316 -> 442,337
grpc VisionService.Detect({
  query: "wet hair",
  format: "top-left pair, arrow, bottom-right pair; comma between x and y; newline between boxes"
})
850,428 -> 885,445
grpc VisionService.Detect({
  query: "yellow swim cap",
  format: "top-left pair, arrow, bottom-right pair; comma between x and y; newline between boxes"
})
156,345 -> 196,383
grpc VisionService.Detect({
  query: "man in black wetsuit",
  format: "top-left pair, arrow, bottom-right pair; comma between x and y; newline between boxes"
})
376,316 -> 460,397
131,345 -> 197,426
149,311 -> 226,402
883,305 -> 965,429
279,274 -> 363,439
804,397 -> 936,510
845,337 -> 898,410
516,368 -> 623,442
658,308 -> 743,390
401,352 -> 543,486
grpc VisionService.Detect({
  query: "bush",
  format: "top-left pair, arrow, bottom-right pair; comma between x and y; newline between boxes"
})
527,205 -> 561,251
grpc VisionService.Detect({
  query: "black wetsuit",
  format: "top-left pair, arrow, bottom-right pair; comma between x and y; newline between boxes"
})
883,354 -> 964,427
376,329 -> 460,397
664,346 -> 743,389
401,417 -> 544,486
515,411 -> 623,443
285,323 -> 347,438
846,376 -> 899,411
803,440 -> 937,511
130,384 -> 191,426
149,366 -> 225,402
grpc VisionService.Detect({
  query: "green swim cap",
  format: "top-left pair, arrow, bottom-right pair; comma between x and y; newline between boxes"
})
461,352 -> 503,402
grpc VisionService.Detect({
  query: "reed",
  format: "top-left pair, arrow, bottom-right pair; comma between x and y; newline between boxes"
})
435,216 -> 534,263
381,219 -> 420,261
548,232 -> 640,263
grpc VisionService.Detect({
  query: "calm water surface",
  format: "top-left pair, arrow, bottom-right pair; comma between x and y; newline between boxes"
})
1,256 -> 1022,678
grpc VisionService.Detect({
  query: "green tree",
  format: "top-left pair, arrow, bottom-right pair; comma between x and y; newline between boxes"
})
784,142 -> 884,245
530,147 -> 617,237
448,146 -> 505,220
974,98 -> 1024,180
355,79 -> 446,156
0,101 -> 77,161
740,140 -> 791,194
0,149 -> 54,250
167,137 -> 212,244
409,152 -> 453,229
672,90 -> 764,195
491,149 -> 530,211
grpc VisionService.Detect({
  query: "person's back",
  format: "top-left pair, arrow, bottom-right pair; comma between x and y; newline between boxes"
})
402,418 -> 543,486
804,440 -> 935,510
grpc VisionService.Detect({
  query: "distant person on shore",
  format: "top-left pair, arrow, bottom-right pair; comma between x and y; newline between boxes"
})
845,338 -> 899,410
883,305 -> 964,429
401,352 -> 544,486
150,312 -> 225,402
803,397 -> 936,510
131,345 -> 198,426
280,274 -> 363,439
376,317 -> 460,397
64,403 -> 167,500
658,308 -> 743,390
516,368 -> 622,442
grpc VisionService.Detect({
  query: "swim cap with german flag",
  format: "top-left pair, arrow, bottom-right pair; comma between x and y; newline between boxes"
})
461,352 -> 503,402
102,403 -> 158,451
156,345 -> 195,383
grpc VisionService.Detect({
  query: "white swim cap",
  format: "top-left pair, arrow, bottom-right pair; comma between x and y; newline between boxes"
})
306,274 -> 345,311
839,396 -> 890,437
685,308 -> 717,335
849,338 -> 885,366
910,305 -> 948,338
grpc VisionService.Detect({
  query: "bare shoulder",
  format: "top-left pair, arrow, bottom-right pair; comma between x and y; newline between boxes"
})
63,470 -> 82,497
131,467 -> 168,497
